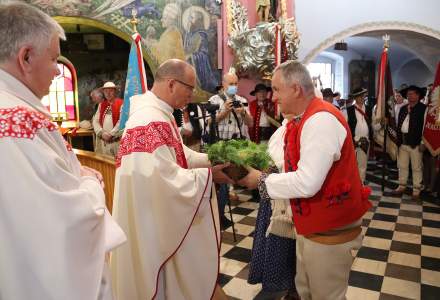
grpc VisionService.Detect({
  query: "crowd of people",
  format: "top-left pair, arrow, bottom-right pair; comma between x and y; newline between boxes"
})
1,3 -> 439,300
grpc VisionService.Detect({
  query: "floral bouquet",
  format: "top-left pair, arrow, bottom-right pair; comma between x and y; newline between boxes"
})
207,140 -> 273,181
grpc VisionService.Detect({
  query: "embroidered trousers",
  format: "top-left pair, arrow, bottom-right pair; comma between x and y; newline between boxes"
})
397,145 -> 423,192
355,147 -> 368,183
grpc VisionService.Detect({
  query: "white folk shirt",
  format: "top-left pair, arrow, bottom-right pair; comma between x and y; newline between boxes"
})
401,104 -> 428,134
92,103 -> 121,157
0,69 -> 126,300
111,91 -> 220,300
266,112 -> 347,200
258,101 -> 270,127
266,119 -> 295,239
342,104 -> 369,139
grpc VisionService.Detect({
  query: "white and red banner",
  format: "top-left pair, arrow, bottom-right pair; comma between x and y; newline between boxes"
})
273,24 -> 282,119
375,45 -> 398,159
423,62 -> 440,156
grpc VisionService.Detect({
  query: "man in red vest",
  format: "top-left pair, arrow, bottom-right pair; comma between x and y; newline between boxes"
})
248,83 -> 277,143
92,81 -> 123,157
239,61 -> 371,300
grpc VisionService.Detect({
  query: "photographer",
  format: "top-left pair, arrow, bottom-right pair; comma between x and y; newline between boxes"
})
208,72 -> 253,140
208,73 -> 253,228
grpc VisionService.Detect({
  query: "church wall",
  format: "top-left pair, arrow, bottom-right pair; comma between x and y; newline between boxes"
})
295,0 -> 440,62
394,59 -> 434,88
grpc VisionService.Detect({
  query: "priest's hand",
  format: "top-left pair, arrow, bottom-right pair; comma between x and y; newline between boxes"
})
81,166 -> 105,188
212,163 -> 234,184
237,166 -> 262,190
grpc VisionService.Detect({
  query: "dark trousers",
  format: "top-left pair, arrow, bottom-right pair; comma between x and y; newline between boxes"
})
216,183 -> 229,216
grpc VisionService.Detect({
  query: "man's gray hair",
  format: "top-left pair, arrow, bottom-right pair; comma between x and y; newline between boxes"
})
274,60 -> 315,95
0,2 -> 66,63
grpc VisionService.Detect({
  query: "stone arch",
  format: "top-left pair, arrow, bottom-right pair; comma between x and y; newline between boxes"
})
302,21 -> 440,65
54,16 -> 213,101
53,16 -> 157,74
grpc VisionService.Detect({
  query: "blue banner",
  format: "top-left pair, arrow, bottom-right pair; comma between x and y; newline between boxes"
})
119,39 -> 146,130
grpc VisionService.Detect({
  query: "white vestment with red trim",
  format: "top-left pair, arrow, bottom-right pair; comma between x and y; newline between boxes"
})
0,69 -> 126,300
111,91 -> 220,300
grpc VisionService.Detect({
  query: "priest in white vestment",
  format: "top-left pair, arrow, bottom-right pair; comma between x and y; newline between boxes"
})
0,3 -> 126,300
111,59 -> 231,300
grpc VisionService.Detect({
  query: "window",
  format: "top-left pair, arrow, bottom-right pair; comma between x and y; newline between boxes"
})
307,63 -> 333,90
41,58 -> 78,127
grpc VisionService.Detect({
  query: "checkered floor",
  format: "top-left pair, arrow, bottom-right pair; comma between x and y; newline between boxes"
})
218,162 -> 440,300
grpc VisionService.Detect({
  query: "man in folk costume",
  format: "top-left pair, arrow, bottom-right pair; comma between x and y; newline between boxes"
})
92,81 -> 123,157
0,3 -> 126,300
249,83 -> 276,144
391,85 -> 428,200
111,59 -> 232,300
343,87 -> 371,183
238,61 -> 371,300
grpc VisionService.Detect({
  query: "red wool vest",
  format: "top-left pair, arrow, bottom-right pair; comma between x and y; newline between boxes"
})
284,98 -> 372,235
249,99 -> 275,143
98,98 -> 123,127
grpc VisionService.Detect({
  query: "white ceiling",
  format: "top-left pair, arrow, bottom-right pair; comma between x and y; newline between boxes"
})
333,30 -> 440,73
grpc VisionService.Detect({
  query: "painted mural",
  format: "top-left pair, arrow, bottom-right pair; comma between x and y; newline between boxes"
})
26,0 -> 221,94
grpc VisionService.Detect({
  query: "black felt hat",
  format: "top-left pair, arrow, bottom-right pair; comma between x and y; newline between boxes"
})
250,83 -> 272,96
349,87 -> 368,98
399,85 -> 427,99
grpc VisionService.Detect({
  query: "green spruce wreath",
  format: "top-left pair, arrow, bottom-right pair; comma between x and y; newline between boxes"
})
207,140 -> 273,171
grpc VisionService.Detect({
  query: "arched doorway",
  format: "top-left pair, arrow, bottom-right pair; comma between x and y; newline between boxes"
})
54,16 -> 214,103
303,22 -> 440,99
53,16 -> 154,122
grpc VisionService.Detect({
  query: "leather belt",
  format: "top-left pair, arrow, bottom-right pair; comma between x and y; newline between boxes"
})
305,226 -> 362,245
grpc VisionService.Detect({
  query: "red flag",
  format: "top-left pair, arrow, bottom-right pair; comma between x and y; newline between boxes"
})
423,62 -> 440,156
272,25 -> 289,119
374,45 -> 398,159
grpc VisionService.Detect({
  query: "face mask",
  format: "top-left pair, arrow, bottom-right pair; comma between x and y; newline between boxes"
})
226,85 -> 237,96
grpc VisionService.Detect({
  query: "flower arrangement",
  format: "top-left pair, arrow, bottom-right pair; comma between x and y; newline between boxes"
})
207,140 -> 273,180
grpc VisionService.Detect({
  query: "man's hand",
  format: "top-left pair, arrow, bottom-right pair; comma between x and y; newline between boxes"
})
212,163 -> 234,184
81,166 -> 105,188
101,131 -> 113,142
224,99 -> 233,112
237,166 -> 262,190
181,128 -> 193,137
234,106 -> 245,115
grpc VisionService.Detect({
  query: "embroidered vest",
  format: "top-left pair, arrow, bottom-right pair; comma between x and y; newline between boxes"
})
284,98 -> 372,235
99,98 -> 123,127
249,99 -> 275,143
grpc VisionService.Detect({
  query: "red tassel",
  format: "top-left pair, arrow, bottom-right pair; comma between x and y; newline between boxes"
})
361,186 -> 372,201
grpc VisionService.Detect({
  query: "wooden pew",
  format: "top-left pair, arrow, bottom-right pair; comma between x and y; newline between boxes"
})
73,149 -> 115,213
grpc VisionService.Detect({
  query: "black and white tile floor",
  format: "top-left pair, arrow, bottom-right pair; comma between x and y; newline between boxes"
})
218,162 -> 440,300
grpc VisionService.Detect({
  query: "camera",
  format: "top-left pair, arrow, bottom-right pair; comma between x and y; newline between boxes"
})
203,103 -> 220,114
232,99 -> 242,108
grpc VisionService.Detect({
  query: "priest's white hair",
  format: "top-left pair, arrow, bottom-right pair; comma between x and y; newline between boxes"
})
0,2 -> 65,63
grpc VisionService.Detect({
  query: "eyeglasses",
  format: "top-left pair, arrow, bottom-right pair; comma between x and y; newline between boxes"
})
165,78 -> 195,93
